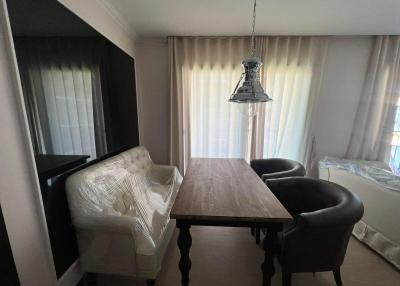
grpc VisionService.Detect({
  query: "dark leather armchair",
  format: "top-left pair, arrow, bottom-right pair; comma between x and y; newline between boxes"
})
250,158 -> 306,243
266,177 -> 364,286
251,158 -> 306,182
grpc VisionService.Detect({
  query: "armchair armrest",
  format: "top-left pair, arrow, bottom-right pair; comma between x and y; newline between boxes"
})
297,207 -> 345,228
251,158 -> 306,179
261,168 -> 303,181
267,178 -> 364,228
298,199 -> 364,228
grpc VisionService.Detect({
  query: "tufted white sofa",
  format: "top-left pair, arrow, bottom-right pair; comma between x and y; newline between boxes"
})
65,146 -> 182,284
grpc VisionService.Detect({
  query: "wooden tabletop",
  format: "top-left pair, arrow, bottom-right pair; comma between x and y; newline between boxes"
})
171,158 -> 292,223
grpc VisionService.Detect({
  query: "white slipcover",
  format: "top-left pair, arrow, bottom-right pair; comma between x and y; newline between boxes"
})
319,157 -> 400,270
66,146 -> 182,279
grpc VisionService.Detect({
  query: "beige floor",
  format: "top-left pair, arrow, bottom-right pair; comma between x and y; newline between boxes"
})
97,226 -> 400,286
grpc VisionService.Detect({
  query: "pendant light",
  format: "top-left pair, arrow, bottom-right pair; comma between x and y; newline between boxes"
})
229,0 -> 271,104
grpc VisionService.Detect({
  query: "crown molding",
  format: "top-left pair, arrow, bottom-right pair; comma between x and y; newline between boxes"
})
135,37 -> 168,46
96,0 -> 138,41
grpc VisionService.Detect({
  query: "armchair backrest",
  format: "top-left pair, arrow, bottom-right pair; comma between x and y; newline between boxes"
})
266,177 -> 364,273
250,158 -> 306,180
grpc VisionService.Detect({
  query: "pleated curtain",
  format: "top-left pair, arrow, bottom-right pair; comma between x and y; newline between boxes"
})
169,36 -> 328,173
346,36 -> 400,162
255,37 -> 328,164
15,38 -> 107,159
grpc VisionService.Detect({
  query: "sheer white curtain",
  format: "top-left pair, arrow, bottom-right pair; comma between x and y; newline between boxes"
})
256,37 -> 328,164
346,36 -> 400,162
185,38 -> 252,160
188,67 -> 251,158
169,37 -> 250,172
169,36 -> 328,173
16,38 -> 107,159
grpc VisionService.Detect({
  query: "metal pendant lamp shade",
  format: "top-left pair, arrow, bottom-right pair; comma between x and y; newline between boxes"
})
230,0 -> 272,104
230,56 -> 271,103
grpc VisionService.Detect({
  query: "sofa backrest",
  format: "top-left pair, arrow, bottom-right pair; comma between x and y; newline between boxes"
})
66,146 -> 154,220
119,146 -> 153,174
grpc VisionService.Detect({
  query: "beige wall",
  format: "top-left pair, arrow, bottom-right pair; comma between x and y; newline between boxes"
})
0,1 -> 57,285
135,36 -> 374,166
135,39 -> 169,164
312,36 -> 373,162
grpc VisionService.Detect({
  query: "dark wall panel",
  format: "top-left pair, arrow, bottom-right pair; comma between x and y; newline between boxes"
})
101,42 -> 139,151
6,0 -> 140,280
0,205 -> 20,286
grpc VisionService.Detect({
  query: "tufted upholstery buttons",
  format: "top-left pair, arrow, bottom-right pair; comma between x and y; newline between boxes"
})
121,146 -> 152,174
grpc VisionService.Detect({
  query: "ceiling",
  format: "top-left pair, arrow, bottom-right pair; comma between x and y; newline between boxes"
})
101,0 -> 400,37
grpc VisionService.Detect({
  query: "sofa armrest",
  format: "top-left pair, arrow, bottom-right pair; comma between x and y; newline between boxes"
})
73,214 -> 138,234
151,164 -> 182,185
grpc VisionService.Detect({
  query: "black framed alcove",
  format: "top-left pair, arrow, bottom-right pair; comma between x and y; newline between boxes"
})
6,0 -> 140,279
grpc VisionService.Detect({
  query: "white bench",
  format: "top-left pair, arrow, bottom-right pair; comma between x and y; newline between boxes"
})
319,156 -> 400,270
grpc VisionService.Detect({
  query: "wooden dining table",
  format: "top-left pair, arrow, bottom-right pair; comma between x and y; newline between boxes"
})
170,158 -> 293,286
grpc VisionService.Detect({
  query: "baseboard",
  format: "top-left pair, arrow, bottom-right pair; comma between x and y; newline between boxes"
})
57,259 -> 84,286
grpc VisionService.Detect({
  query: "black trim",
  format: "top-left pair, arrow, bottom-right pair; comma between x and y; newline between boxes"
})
45,145 -> 133,278
0,205 -> 20,286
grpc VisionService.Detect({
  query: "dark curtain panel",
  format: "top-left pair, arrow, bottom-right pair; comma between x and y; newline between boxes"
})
14,37 -> 108,158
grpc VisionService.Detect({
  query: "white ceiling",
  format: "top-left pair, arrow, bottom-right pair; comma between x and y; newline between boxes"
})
101,0 -> 400,38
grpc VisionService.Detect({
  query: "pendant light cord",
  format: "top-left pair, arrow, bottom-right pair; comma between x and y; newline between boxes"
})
251,0 -> 257,56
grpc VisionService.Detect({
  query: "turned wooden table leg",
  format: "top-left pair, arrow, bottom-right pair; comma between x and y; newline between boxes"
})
261,227 -> 279,286
177,222 -> 192,286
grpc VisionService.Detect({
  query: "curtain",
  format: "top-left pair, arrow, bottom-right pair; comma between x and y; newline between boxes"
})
255,37 -> 328,164
346,36 -> 400,162
169,36 -> 328,173
15,38 -> 107,159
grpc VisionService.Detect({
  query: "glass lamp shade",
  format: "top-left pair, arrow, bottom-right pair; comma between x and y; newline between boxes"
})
230,56 -> 271,103
236,102 -> 258,117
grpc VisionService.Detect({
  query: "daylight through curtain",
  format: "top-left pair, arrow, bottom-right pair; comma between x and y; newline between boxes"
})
256,37 -> 328,164
346,36 -> 400,163
15,38 -> 107,159
169,36 -> 328,173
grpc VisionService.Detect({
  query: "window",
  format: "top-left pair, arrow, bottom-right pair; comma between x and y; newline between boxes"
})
389,98 -> 400,174
171,37 -> 327,171
262,65 -> 313,160
41,66 -> 97,158
188,66 -> 251,159
187,64 -> 314,162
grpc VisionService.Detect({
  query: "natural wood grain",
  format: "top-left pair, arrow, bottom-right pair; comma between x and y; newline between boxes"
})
171,158 -> 292,223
